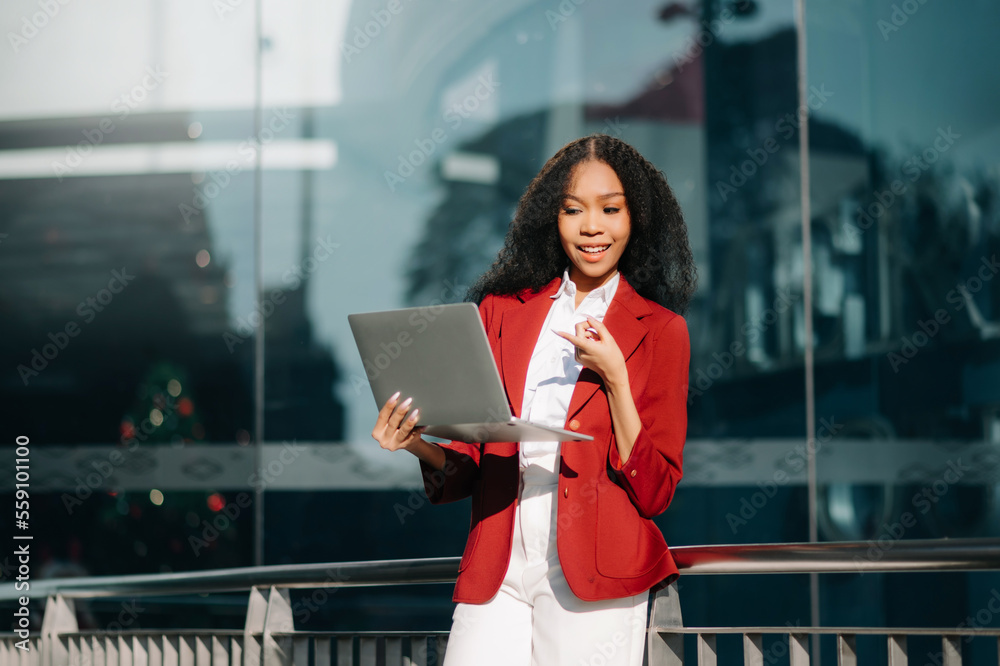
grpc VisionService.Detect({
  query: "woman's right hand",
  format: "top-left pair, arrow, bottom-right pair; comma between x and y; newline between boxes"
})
371,391 -> 425,452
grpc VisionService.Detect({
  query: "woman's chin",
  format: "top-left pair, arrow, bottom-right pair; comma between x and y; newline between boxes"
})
570,265 -> 618,284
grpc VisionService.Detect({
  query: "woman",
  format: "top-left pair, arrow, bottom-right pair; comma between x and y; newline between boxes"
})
372,134 -> 696,666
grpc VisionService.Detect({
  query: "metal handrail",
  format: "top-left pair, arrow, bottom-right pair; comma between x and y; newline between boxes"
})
2,538 -> 998,601
671,537 -> 1000,574
0,556 -> 459,600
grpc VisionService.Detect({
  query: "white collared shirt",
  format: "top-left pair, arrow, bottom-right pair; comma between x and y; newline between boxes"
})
518,269 -> 620,475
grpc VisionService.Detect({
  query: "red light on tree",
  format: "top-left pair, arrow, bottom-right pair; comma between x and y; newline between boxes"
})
207,493 -> 226,512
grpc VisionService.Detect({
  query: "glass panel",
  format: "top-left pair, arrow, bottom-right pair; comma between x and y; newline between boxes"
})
0,2 -> 258,579
807,0 -> 1000,628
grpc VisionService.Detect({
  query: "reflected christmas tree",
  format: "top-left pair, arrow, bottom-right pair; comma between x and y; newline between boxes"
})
120,361 -> 204,446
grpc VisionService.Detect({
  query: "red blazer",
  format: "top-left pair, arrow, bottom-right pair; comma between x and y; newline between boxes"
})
419,275 -> 690,603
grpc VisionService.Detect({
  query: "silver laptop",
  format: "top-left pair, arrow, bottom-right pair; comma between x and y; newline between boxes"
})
348,303 -> 593,443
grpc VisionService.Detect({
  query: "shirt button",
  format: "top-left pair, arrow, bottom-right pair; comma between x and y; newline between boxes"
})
630,470 -> 637,478
564,487 -> 569,498
569,419 -> 580,431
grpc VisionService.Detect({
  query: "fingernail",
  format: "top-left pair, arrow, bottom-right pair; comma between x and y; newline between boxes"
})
389,391 -> 400,402
400,397 -> 413,409
409,409 -> 420,421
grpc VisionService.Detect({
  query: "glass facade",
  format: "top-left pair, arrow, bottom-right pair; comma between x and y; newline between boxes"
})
805,0 -> 1000,648
0,0 -> 997,637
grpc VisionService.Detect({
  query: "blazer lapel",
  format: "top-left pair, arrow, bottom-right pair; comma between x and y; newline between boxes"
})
498,274 -> 654,423
565,277 -> 652,420
499,278 -> 561,418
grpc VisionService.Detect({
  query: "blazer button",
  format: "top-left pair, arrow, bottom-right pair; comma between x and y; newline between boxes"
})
564,487 -> 569,498
630,470 -> 637,478
569,419 -> 581,431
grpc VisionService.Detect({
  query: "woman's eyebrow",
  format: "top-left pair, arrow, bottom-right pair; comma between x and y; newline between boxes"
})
562,192 -> 626,202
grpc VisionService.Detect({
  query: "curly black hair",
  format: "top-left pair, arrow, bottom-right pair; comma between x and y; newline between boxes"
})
467,134 -> 697,314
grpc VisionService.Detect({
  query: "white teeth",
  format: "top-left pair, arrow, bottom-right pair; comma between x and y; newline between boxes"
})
580,245 -> 610,254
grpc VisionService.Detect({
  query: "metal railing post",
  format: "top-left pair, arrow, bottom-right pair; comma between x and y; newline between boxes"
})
244,586 -> 268,666
40,594 -> 76,666
744,633 -> 764,666
262,586 -> 294,666
887,635 -> 907,666
837,634 -> 857,666
789,633 -> 810,666
647,581 -> 683,666
245,585 -> 294,666
942,636 -> 962,666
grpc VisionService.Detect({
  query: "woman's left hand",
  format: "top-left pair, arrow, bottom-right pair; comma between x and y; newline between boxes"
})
555,316 -> 628,387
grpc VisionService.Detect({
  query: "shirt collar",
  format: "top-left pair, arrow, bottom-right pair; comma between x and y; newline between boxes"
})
551,268 -> 620,307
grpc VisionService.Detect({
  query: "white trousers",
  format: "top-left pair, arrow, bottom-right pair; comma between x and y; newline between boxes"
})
443,466 -> 648,666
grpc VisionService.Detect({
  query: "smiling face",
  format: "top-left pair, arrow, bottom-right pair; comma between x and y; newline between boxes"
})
558,159 -> 631,295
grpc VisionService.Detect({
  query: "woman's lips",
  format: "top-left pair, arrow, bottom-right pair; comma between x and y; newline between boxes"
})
578,244 -> 610,262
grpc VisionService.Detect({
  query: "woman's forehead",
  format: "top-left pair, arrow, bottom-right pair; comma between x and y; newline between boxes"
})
563,160 -> 625,195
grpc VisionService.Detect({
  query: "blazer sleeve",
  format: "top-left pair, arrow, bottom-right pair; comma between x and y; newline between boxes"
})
607,313 -> 690,519
418,294 -> 497,504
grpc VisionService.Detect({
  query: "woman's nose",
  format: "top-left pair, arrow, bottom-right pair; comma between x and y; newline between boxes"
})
580,211 -> 602,234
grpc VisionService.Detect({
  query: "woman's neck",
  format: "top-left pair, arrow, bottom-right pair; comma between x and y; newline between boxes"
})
569,269 -> 618,307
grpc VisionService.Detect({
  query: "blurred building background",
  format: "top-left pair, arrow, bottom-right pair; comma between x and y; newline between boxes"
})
1,0 -> 999,651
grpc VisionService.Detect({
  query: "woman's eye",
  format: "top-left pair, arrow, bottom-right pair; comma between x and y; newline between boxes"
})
563,207 -> 581,215
604,207 -> 620,214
